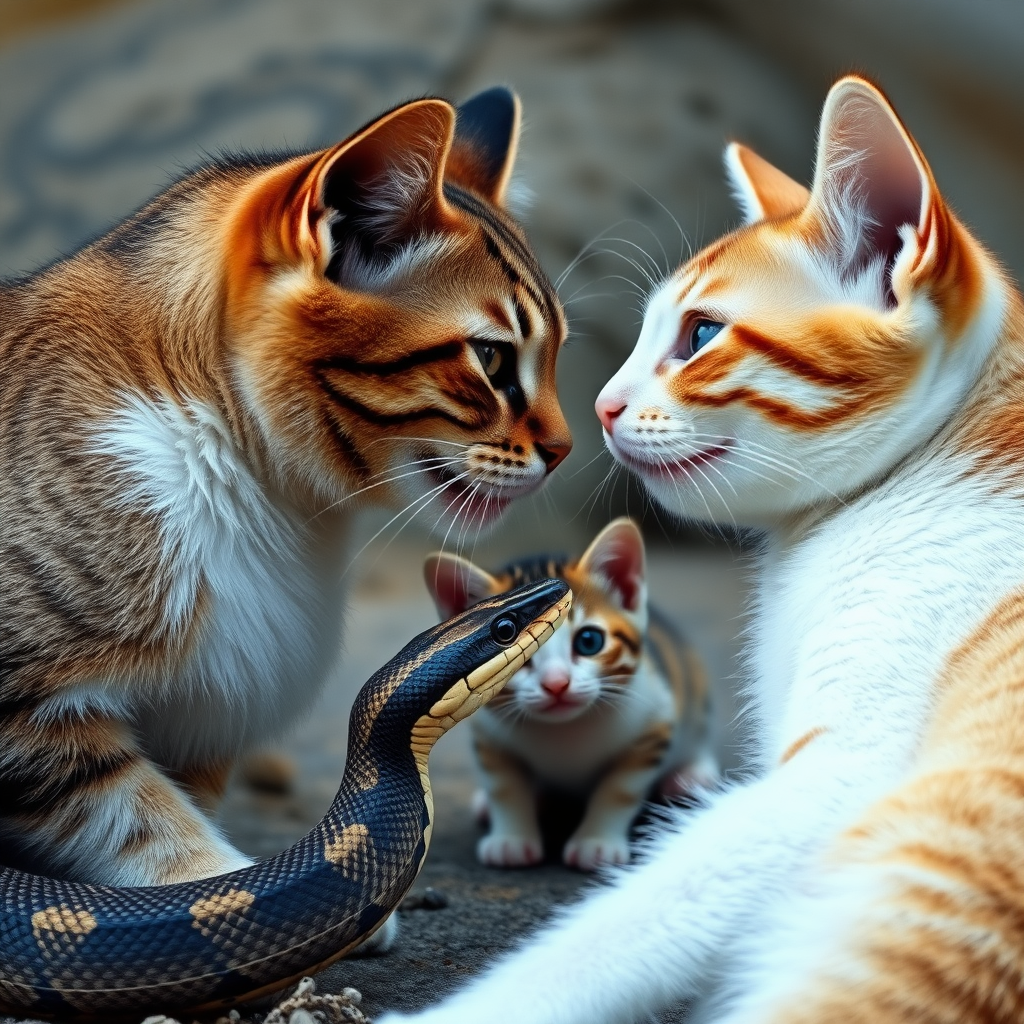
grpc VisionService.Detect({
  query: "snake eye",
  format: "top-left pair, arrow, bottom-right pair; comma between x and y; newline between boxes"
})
491,616 -> 518,646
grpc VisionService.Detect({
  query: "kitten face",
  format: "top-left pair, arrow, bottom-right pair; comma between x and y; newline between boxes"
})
425,518 -> 647,723
222,90 -> 570,531
498,572 -> 644,724
597,77 -> 1002,529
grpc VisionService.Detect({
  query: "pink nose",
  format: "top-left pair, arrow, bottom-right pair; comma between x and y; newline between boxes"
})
595,397 -> 626,434
540,674 -> 571,698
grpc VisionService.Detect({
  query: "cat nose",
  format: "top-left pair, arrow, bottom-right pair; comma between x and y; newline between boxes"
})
540,672 -> 571,697
595,397 -> 626,434
536,437 -> 571,474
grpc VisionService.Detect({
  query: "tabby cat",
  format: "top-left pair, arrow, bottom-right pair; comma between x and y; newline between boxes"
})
382,76 -> 1024,1024
425,518 -> 718,871
0,87 -> 570,891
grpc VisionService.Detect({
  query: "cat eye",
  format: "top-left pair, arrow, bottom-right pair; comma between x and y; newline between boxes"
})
687,319 -> 725,357
475,343 -> 503,378
491,615 -> 519,646
572,626 -> 606,657
470,339 -> 525,414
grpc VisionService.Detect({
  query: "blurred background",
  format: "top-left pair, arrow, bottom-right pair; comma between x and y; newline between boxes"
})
2,2 -> 1022,1017
3,0 -> 1024,800
2,0 -> 1023,555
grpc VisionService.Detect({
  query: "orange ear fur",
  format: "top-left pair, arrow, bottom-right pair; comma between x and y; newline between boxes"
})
725,142 -> 810,224
230,98 -> 460,285
578,517 -> 646,613
804,75 -> 959,302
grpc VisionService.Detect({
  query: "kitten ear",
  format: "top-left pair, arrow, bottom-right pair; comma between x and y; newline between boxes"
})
724,142 -> 810,224
261,98 -> 459,276
578,518 -> 646,613
445,86 -> 521,208
423,552 -> 500,619
807,75 -> 938,296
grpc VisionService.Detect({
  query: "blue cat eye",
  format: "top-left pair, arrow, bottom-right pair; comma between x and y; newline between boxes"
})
689,319 -> 725,356
572,626 -> 606,657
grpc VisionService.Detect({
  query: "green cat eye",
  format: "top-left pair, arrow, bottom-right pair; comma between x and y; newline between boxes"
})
572,626 -> 605,657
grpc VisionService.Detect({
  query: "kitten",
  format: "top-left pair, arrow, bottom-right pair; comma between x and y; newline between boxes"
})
0,87 -> 571,889
382,75 -> 1024,1024
425,518 -> 718,871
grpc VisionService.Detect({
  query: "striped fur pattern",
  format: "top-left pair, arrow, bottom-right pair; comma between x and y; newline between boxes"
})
0,87 -> 570,890
424,518 -> 718,871
381,77 -> 1024,1024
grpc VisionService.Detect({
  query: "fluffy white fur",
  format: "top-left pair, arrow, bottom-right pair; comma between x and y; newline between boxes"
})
379,79 -> 1021,1024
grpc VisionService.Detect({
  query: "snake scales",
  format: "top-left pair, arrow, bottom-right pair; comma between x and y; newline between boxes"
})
0,578 -> 571,1020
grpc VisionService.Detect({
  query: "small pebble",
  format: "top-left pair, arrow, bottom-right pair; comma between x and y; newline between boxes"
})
401,886 -> 449,911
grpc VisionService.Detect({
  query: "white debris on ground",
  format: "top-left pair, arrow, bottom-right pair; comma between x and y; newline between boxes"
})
139,977 -> 369,1024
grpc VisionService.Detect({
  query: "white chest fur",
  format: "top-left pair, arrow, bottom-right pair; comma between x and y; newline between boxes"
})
94,394 -> 350,766
748,446 -> 1024,774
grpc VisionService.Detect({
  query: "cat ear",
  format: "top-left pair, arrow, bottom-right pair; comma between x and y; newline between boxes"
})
807,75 -> 938,296
423,552 -> 500,619
258,98 -> 460,276
445,86 -> 521,208
724,142 -> 810,224
578,518 -> 646,613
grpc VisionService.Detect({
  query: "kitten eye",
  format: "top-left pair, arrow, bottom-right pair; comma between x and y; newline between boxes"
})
688,319 -> 725,357
572,626 -> 606,657
473,341 -> 503,378
491,615 -> 519,646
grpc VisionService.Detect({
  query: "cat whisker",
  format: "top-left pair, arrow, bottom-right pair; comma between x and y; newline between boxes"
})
617,172 -> 687,271
555,216 -> 666,290
341,470 -> 471,579
590,238 -> 664,290
567,448 -> 614,481
654,449 -> 730,543
309,456 -> 463,521
571,459 -> 620,525
380,436 -> 473,450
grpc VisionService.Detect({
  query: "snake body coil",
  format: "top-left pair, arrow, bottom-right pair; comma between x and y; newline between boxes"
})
0,579 -> 571,1019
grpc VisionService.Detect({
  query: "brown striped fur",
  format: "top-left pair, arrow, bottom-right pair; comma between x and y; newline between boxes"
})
0,88 -> 569,888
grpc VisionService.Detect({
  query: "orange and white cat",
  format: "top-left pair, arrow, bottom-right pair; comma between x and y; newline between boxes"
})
425,518 -> 718,872
383,77 -> 1024,1023
0,88 -> 570,892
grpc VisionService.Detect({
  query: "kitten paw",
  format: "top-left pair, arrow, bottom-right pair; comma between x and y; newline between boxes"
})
471,788 -> 491,825
562,835 -> 631,871
477,833 -> 543,867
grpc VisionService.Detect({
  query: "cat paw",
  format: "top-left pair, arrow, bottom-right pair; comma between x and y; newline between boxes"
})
351,911 -> 398,955
477,833 -> 543,867
562,835 -> 631,871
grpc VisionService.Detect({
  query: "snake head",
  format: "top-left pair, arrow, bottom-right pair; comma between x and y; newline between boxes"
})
350,577 -> 572,763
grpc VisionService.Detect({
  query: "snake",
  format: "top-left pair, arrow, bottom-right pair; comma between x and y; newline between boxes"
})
0,577 -> 571,1020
